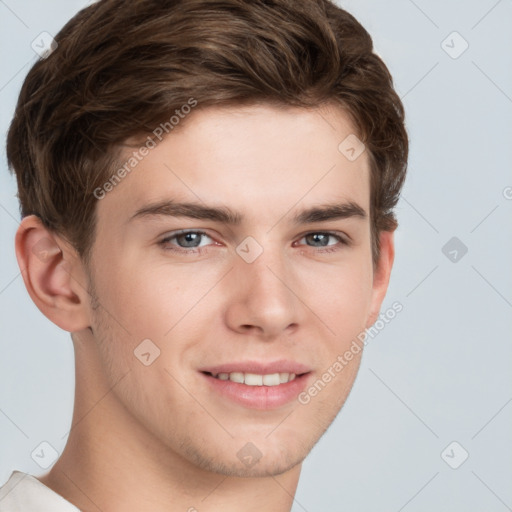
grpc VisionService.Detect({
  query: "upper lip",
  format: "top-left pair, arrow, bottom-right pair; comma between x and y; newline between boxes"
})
199,360 -> 311,375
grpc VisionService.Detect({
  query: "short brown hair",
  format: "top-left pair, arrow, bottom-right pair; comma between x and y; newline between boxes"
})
7,0 -> 407,265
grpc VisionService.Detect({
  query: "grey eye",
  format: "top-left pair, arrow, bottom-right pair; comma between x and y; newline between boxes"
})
174,232 -> 208,247
303,233 -> 338,247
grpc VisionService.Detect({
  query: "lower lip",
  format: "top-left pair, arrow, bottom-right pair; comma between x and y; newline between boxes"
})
201,372 -> 311,410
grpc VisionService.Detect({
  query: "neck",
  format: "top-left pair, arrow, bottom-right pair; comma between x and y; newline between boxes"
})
38,334 -> 301,511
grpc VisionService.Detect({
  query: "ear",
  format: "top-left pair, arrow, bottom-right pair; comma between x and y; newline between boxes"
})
15,215 -> 92,332
366,230 -> 395,328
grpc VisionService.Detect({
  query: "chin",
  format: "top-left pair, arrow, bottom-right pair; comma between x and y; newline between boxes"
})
198,454 -> 305,479
179,436 -> 309,478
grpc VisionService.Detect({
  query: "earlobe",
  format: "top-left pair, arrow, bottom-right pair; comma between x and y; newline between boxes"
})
366,230 -> 395,328
15,215 -> 91,332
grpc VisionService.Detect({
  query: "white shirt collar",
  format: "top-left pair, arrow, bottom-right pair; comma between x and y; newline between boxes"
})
0,471 -> 80,511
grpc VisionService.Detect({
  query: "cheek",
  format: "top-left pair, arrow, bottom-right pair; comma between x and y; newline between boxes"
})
93,257 -> 225,348
303,258 -> 374,337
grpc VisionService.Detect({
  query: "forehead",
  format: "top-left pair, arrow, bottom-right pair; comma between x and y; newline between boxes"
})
98,103 -> 371,227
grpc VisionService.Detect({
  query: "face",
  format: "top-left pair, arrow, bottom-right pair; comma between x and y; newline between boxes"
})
86,103 -> 390,477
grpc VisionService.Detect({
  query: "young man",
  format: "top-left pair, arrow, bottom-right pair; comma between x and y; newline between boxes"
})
0,0 -> 407,510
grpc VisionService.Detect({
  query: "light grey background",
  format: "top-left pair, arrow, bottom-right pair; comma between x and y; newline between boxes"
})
1,1 -> 511,510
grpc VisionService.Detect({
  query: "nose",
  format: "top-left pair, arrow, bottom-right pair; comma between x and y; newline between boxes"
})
223,249 -> 300,340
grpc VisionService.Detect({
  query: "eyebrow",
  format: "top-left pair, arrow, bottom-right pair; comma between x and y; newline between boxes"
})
130,199 -> 367,225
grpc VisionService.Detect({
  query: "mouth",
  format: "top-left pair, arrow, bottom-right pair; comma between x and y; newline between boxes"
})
202,371 -> 300,386
199,362 -> 312,409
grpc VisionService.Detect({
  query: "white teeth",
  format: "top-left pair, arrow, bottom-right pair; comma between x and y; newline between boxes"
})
262,373 -> 280,386
230,372 -> 244,384
245,373 -> 263,386
212,371 -> 298,386
279,372 -> 289,383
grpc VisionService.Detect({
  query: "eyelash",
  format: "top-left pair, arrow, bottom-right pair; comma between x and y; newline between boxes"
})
158,230 -> 349,255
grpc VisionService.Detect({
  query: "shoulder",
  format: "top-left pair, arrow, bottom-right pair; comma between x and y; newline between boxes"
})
0,471 -> 80,511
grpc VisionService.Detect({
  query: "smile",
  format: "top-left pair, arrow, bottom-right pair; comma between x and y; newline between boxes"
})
206,371 -> 297,386
199,361 -> 312,409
